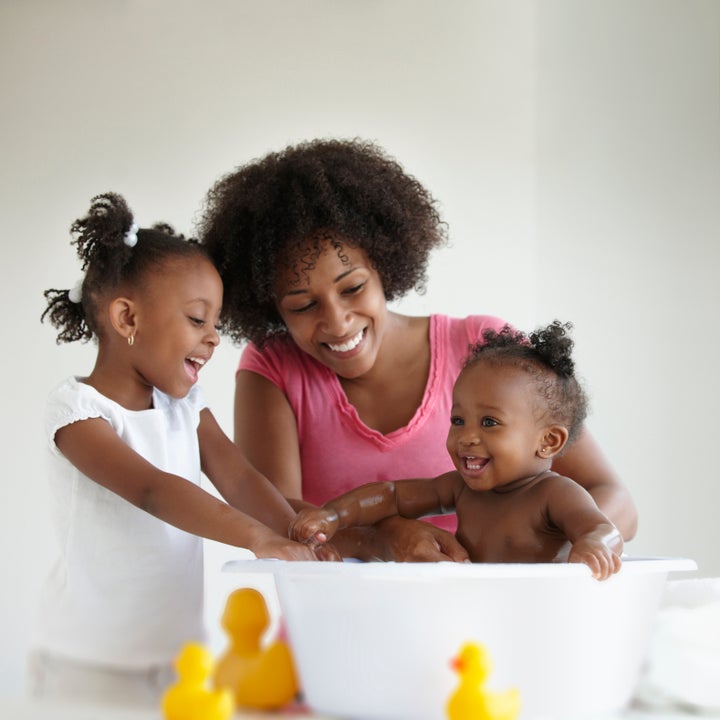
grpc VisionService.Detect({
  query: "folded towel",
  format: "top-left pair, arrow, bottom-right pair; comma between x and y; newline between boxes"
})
634,578 -> 720,713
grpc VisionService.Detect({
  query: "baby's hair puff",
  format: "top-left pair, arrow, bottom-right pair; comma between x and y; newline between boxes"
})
42,192 -> 208,344
467,320 -> 589,443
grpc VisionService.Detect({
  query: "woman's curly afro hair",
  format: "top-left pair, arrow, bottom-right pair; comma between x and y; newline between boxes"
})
198,138 -> 448,346
465,321 -> 589,444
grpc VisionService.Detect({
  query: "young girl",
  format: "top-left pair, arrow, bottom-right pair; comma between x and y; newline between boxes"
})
290,321 -> 624,580
32,193 -> 326,706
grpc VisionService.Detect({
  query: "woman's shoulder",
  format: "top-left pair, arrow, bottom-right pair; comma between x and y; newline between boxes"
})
240,332 -> 299,365
431,314 -> 510,344
238,333 -> 329,391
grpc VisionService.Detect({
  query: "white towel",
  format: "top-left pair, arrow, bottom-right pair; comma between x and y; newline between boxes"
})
634,578 -> 720,713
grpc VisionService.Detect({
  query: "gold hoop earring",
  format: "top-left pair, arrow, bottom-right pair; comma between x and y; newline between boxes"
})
128,334 -> 135,347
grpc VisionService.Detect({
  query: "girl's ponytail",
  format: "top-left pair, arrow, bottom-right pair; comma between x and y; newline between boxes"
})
42,193 -> 138,344
42,192 -> 207,345
41,286 -> 92,344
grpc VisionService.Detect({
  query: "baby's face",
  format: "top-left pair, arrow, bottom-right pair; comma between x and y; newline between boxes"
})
446,362 -> 549,491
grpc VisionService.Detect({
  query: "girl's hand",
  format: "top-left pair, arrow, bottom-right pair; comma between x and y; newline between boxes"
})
251,533 -> 330,561
568,539 -> 622,580
289,507 -> 341,545
373,516 -> 470,562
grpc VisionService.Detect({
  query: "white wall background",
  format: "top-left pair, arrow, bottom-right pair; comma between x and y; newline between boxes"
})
1,0 -> 718,698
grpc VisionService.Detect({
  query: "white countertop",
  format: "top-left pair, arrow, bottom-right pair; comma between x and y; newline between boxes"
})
0,698 -> 711,720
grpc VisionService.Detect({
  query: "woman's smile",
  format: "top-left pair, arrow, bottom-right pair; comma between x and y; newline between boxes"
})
275,240 -> 387,379
323,327 -> 367,355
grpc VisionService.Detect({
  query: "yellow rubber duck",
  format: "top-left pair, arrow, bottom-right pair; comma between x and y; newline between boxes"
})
446,642 -> 521,720
161,643 -> 234,720
213,587 -> 299,709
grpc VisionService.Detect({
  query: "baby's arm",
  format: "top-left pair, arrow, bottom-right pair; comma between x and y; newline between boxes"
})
55,415 -> 320,561
289,473 -> 459,545
546,477 -> 623,580
290,481 -> 401,545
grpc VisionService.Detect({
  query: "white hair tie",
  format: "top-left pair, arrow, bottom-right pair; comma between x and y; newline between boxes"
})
124,222 -> 139,247
68,278 -> 83,304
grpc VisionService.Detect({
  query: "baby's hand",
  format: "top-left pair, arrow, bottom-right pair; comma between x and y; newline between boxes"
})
569,538 -> 622,580
289,507 -> 340,545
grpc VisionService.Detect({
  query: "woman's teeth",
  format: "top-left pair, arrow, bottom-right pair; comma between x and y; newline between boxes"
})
327,330 -> 363,353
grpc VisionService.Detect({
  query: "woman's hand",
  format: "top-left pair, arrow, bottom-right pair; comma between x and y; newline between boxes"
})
311,540 -> 343,562
370,516 -> 470,562
552,428 -> 638,541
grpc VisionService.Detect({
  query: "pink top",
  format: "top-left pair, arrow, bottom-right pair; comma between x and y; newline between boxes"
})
239,314 -> 508,533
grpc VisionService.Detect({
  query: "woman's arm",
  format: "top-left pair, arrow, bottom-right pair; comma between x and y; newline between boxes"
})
551,427 -> 638,540
235,369 -> 304,500
55,417 -> 317,561
234,370 -> 469,561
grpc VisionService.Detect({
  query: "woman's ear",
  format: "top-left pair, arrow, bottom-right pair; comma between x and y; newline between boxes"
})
108,297 -> 137,343
537,425 -> 569,459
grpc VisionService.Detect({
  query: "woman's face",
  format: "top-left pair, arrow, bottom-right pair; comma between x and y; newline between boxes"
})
274,238 -> 388,379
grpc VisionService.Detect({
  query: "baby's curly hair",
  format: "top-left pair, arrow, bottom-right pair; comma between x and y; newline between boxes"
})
198,138 -> 448,346
466,321 -> 589,443
42,192 -> 207,343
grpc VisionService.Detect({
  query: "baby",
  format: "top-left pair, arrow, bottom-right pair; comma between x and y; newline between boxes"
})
290,321 -> 624,579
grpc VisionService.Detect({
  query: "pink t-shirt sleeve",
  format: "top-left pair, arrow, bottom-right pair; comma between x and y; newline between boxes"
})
238,338 -> 289,390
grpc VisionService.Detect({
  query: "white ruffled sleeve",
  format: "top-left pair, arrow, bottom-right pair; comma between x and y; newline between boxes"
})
45,377 -> 108,456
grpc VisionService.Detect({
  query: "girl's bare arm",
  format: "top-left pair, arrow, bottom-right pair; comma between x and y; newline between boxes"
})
55,417 -> 317,561
199,408 -> 301,534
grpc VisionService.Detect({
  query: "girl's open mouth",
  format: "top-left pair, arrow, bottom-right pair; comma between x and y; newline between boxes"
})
184,356 -> 206,382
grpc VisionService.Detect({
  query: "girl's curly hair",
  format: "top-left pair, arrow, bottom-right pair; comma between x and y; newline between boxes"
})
197,138 -> 448,346
42,192 -> 207,343
466,321 -> 589,443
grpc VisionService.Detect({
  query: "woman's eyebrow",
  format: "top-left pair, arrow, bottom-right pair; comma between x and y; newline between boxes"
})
282,266 -> 362,296
333,266 -> 362,283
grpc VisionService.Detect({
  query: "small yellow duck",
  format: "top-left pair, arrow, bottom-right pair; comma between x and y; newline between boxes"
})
446,642 -> 521,720
161,642 -> 234,720
213,587 -> 299,709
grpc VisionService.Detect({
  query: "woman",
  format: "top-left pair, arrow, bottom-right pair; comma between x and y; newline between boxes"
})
199,138 -> 637,561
